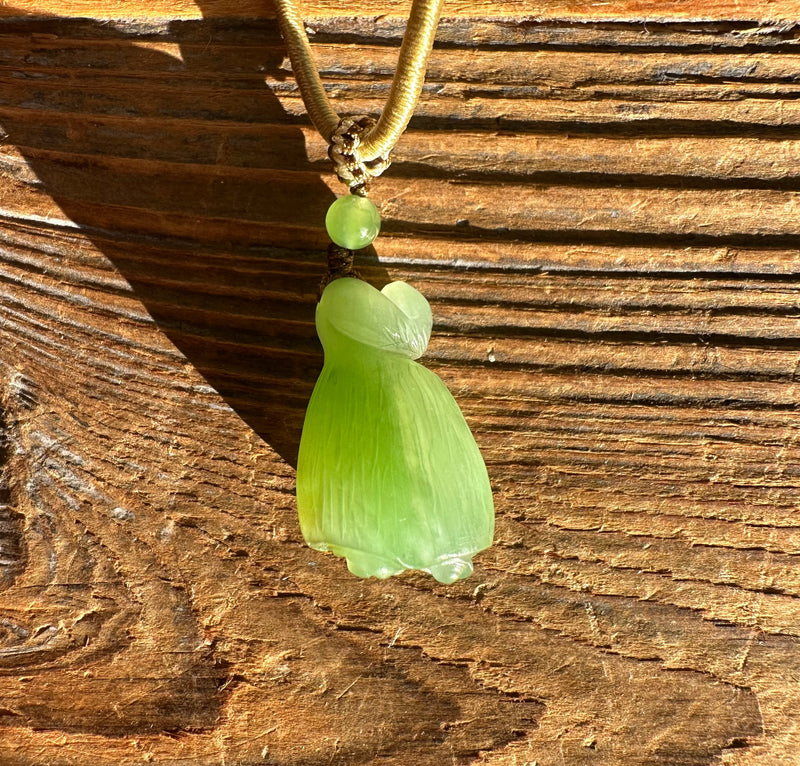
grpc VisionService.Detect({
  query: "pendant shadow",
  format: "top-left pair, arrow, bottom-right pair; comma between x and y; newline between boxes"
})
0,3 -> 390,466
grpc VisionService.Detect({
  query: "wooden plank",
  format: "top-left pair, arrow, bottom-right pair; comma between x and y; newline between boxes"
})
2,6 -> 800,766
3,0 -> 800,21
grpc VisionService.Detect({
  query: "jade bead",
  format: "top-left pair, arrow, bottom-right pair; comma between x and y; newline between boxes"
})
325,194 -> 381,250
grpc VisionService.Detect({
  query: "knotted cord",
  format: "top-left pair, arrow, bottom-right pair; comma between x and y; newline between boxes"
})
274,0 -> 444,188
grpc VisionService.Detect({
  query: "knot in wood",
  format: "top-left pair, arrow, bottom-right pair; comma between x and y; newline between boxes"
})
328,115 -> 391,194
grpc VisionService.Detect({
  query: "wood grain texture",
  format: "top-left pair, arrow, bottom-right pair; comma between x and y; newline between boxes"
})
1,2 -> 799,764
4,0 -> 800,21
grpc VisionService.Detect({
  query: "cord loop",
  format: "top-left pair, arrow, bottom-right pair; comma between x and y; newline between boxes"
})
275,0 -> 442,187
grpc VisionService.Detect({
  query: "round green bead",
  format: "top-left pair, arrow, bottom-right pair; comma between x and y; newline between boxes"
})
325,194 -> 381,250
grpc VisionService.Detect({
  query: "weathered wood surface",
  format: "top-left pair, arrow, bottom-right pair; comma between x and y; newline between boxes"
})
1,2 -> 800,764
7,0 -> 800,21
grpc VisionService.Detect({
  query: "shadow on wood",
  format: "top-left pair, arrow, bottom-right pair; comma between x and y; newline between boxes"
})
0,4 -> 392,467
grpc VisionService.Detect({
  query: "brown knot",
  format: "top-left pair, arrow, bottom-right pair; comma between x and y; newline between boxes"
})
318,243 -> 362,297
328,115 -> 391,194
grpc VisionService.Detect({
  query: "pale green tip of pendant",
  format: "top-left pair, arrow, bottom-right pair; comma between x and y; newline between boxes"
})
345,551 -> 474,584
325,194 -> 381,250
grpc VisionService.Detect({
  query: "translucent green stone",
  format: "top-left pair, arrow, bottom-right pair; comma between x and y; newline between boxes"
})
296,277 -> 495,583
325,194 -> 381,250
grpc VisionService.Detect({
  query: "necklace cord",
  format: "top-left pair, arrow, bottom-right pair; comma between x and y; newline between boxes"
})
274,0 -> 340,142
274,0 -> 443,163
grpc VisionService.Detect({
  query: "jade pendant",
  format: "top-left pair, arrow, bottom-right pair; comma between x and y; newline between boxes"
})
296,277 -> 495,583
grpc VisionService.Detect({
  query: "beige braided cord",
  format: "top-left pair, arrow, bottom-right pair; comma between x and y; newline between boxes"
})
273,0 -> 340,142
274,0 -> 444,187
362,0 -> 443,161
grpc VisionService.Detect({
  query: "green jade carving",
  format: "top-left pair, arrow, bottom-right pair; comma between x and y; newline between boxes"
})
296,277 -> 495,583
